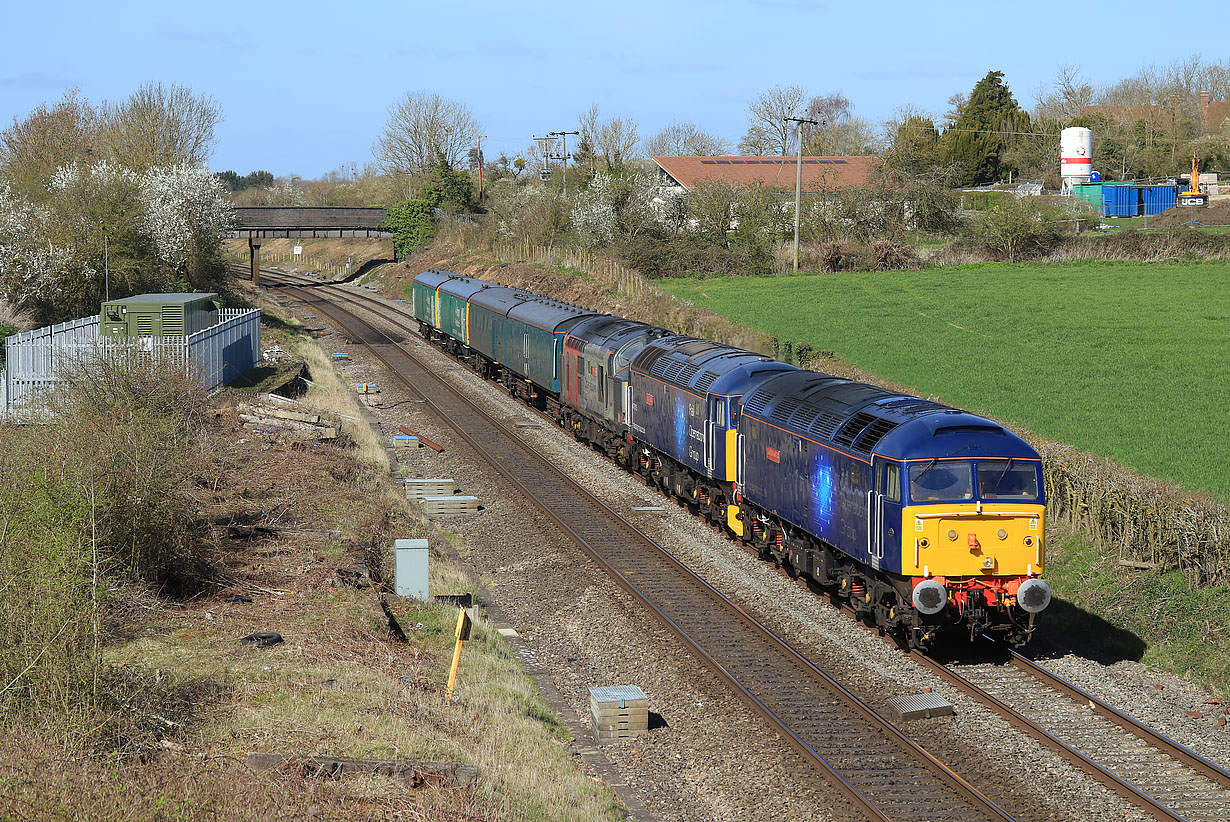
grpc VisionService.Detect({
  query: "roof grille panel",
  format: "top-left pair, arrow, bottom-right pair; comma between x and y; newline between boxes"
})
694,370 -> 720,393
676,362 -> 701,387
636,345 -> 670,374
809,410 -> 845,439
743,391 -> 771,418
853,418 -> 899,453
833,411 -> 878,447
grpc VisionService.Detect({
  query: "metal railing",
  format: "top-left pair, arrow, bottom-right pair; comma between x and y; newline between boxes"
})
1,309 -> 261,419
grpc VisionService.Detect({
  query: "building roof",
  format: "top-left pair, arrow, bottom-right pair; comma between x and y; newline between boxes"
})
651,155 -> 879,192
107,293 -> 219,305
1202,99 -> 1230,135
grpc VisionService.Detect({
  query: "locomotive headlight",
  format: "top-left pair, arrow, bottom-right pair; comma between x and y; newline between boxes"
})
982,556 -> 995,569
997,529 -> 1007,540
1023,536 -> 1034,547
947,529 -> 958,541
912,579 -> 948,615
1016,578 -> 1052,613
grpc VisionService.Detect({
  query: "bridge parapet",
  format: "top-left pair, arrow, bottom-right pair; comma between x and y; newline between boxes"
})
230,206 -> 392,239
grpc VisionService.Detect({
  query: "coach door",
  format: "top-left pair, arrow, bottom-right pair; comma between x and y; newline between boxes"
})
704,397 -> 724,477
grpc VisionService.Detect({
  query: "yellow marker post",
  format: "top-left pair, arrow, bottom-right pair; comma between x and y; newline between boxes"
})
445,607 -> 472,702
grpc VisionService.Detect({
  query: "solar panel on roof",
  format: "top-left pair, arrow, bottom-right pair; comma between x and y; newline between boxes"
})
701,159 -> 715,164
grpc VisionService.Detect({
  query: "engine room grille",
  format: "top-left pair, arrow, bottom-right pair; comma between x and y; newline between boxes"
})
693,370 -> 720,393
852,418 -> 899,452
833,411 -> 878,447
742,391 -> 771,417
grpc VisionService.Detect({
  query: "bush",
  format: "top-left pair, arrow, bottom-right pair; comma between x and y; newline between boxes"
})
973,197 -> 1063,261
0,357 -> 219,739
615,233 -> 773,278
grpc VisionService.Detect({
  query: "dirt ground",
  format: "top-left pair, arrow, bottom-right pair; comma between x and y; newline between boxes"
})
1145,199 -> 1230,227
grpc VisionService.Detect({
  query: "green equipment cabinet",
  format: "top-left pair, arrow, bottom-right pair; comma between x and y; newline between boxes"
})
100,293 -> 221,338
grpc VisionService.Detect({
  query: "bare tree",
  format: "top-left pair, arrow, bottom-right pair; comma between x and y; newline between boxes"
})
575,104 -> 640,171
598,116 -> 640,169
1032,64 -> 1095,121
741,84 -> 806,155
97,82 -> 221,172
0,90 -> 98,201
737,124 -> 776,155
376,91 -> 481,174
798,93 -> 880,155
643,121 -> 730,156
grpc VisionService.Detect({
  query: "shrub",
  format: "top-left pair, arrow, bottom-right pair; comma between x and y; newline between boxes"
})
385,198 -> 435,259
0,356 -> 219,739
615,233 -> 772,278
973,197 -> 1062,261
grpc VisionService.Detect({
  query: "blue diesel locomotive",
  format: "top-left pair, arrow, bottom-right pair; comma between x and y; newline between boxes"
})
412,270 -> 1051,647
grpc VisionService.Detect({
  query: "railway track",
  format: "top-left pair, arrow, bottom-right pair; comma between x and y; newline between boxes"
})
913,644 -> 1230,822
256,268 -> 1230,822
266,273 -> 1019,822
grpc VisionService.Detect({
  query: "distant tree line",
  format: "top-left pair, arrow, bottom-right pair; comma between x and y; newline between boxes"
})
215,169 -> 274,191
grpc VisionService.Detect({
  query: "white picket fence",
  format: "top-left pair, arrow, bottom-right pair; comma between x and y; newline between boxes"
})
1,309 -> 261,419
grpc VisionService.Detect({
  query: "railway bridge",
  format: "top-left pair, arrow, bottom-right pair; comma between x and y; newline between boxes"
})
230,207 -> 392,285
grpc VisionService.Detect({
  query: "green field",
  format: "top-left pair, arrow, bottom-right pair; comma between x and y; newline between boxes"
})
658,261 -> 1230,499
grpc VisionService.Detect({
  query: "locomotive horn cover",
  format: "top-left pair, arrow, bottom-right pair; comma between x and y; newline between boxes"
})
1016,578 -> 1052,613
912,579 -> 948,615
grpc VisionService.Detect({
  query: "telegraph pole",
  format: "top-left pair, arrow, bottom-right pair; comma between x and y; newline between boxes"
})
786,117 -> 820,273
476,135 -> 486,200
549,130 -> 579,197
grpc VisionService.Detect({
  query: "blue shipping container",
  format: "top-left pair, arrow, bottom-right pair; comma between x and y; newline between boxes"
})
1139,185 -> 1177,215
1103,184 -> 1137,217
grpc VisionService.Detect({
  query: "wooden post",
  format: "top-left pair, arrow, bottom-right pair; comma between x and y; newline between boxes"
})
444,607 -> 472,702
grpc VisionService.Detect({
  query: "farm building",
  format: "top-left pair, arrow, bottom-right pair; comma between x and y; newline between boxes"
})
651,155 -> 879,194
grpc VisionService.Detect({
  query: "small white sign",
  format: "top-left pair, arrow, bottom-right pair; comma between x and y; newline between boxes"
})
293,245 -> 303,256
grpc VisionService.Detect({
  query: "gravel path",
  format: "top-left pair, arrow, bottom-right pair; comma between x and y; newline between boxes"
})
286,288 -> 1230,822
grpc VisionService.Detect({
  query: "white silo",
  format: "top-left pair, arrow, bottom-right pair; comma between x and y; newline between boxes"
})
1061,127 -> 1093,193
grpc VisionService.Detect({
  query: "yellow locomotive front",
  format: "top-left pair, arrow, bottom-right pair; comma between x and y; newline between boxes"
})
900,457 -> 1050,644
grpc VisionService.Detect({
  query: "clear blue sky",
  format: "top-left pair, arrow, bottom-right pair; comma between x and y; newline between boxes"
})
2,0 -> 1224,178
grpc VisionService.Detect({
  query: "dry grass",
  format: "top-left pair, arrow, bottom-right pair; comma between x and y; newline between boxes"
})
0,298 -> 624,820
251,294 -> 391,471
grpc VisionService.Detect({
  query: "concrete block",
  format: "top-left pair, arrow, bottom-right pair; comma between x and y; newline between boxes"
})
419,496 -> 478,516
405,478 -> 456,501
887,692 -> 954,720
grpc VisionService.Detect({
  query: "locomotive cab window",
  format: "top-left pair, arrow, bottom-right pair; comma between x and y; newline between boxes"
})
976,460 -> 1039,501
881,462 -> 901,502
909,460 -> 973,502
710,400 -> 725,427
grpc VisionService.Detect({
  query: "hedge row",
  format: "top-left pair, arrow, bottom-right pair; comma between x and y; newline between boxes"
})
1038,441 -> 1230,586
